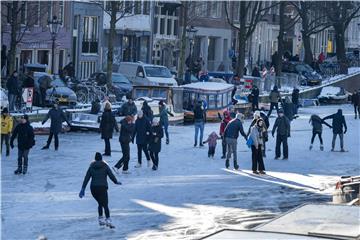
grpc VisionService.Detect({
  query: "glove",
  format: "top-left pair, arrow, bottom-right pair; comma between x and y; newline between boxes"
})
79,188 -> 85,198
10,143 -> 14,149
116,181 -> 122,185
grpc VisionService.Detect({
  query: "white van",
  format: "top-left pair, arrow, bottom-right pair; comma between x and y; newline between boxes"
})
117,62 -> 178,86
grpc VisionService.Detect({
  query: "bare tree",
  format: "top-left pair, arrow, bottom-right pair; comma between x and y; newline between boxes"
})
225,1 -> 279,78
290,1 -> 331,65
1,1 -> 44,75
323,1 -> 360,73
95,1 -> 135,86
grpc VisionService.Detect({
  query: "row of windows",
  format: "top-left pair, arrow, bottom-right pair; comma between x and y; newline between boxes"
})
154,17 -> 178,36
105,1 -> 150,15
183,92 -> 232,110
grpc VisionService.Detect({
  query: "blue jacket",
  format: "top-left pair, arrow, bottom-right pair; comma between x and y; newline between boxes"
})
224,119 -> 247,140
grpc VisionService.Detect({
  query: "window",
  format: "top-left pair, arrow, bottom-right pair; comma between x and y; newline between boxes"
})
134,1 -> 141,14
154,17 -> 158,34
152,89 -> 167,99
210,2 -> 221,18
227,92 -> 232,105
173,20 -> 178,36
59,1 -> 64,24
73,15 -> 79,29
167,19 -> 172,36
160,18 -> 165,34
217,94 -> 222,108
37,50 -> 49,65
125,1 -> 133,14
143,1 -> 150,15
20,1 -> 27,25
20,50 -> 32,67
48,2 -> 53,22
208,95 -> 216,108
34,1 -> 40,25
135,89 -> 149,99
6,3 -> 11,24
82,16 -> 98,54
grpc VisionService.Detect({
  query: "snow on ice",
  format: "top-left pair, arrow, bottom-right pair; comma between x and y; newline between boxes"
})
1,104 -> 359,239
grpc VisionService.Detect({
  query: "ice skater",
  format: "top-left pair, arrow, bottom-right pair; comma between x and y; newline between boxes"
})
148,118 -> 164,170
271,109 -> 290,160
249,119 -> 266,174
99,102 -> 119,156
155,100 -> 173,145
1,108 -> 13,156
133,110 -> 151,168
309,114 -> 332,151
193,100 -> 206,147
267,86 -> 281,117
10,114 -> 35,174
351,90 -> 359,119
203,131 -> 221,158
41,101 -> 71,150
323,109 -> 347,152
79,152 -> 121,228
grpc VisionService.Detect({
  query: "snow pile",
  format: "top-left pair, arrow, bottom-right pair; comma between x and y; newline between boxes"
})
182,82 -> 234,91
318,86 -> 341,98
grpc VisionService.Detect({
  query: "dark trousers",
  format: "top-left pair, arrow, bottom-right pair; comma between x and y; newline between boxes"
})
251,145 -> 265,171
90,186 -> 110,218
137,143 -> 150,164
311,130 -> 323,144
275,134 -> 288,158
163,123 -> 169,140
267,102 -> 279,116
1,134 -> 10,154
40,88 -> 47,106
208,146 -> 215,157
332,133 -> 344,149
17,149 -> 29,167
115,142 -> 130,171
104,138 -> 111,155
221,137 -> 226,157
46,132 -> 59,149
149,151 -> 159,167
252,100 -> 259,112
354,105 -> 360,117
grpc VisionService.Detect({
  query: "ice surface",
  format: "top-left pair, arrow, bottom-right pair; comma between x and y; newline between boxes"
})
1,104 -> 359,239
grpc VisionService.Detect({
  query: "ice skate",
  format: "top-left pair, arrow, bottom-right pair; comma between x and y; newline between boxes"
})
225,159 -> 230,169
259,171 -> 266,175
14,167 -> 22,175
234,161 -> 239,170
221,155 -> 226,159
320,145 -> 324,151
98,216 -> 106,226
22,166 -> 27,175
152,165 -> 158,171
41,145 -> 49,150
134,163 -> 141,168
309,144 -> 313,150
166,138 -> 169,145
105,218 -> 115,229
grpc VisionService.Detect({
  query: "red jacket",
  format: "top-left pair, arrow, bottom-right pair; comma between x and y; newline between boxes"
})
220,116 -> 232,136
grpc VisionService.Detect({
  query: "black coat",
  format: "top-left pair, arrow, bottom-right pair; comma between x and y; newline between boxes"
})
251,87 -> 259,102
100,110 -> 119,139
351,92 -> 359,106
120,102 -> 137,116
119,119 -> 135,143
23,75 -> 34,88
272,115 -> 290,136
323,112 -> 347,134
149,125 -> 164,153
42,108 -> 70,134
142,104 -> 153,122
10,122 -> 35,150
193,104 -> 206,122
224,118 -> 247,140
292,89 -> 300,105
133,116 -> 151,145
310,114 -> 332,133
81,160 -> 118,189
6,75 -> 19,95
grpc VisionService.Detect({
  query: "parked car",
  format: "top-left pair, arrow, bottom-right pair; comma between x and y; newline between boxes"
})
282,61 -> 322,86
89,72 -> 133,101
33,72 -> 77,106
117,62 -> 178,86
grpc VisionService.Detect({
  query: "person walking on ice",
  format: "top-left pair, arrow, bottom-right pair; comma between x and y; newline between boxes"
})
323,109 -> 347,152
79,152 -> 121,228
309,114 -> 332,151
133,110 -> 151,168
1,108 -> 13,156
99,102 -> 119,156
249,118 -> 266,174
272,109 -> 290,160
148,118 -> 164,171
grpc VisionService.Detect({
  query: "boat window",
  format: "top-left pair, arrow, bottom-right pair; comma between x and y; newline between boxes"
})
135,89 -> 149,99
152,88 -> 167,99
208,94 -> 216,109
183,92 -> 190,110
190,92 -> 196,106
217,94 -> 222,108
227,92 -> 232,105
144,66 -> 172,78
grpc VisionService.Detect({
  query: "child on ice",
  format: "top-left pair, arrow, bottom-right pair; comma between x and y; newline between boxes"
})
203,131 -> 221,158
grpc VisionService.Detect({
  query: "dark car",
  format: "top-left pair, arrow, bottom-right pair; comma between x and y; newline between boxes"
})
90,72 -> 133,101
33,72 -> 77,106
282,62 -> 322,86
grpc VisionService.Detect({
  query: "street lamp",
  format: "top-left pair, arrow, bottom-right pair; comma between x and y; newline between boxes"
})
48,15 -> 61,74
186,26 -> 198,63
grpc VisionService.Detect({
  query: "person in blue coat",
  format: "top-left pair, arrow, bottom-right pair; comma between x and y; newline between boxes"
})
41,101 -> 71,150
133,110 -> 151,168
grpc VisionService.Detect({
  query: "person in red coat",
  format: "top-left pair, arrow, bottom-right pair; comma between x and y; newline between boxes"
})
219,110 -> 232,159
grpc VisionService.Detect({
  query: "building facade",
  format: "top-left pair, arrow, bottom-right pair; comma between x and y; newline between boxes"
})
1,1 -> 72,74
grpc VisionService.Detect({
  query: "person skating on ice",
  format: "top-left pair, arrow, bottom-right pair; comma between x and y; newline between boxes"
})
79,152 -> 121,228
133,110 -> 151,168
99,102 -> 119,156
271,109 -> 290,160
309,114 -> 332,151
351,90 -> 359,119
323,109 -> 347,152
267,85 -> 281,117
41,101 -> 71,150
10,114 -> 35,174
148,118 -> 164,171
193,100 -> 206,147
203,131 -> 221,158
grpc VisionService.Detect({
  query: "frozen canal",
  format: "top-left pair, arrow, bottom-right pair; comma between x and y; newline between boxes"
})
1,104 -> 359,239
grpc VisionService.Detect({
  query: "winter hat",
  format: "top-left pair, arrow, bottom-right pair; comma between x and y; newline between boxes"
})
254,110 -> 261,118
95,152 -> 102,161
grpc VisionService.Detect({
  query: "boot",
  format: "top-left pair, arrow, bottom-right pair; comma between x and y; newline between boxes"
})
221,155 -> 226,159
152,165 -> 158,171
98,216 -> 106,226
41,145 -> 49,150
6,150 -> 9,156
166,138 -> 169,145
105,218 -> 115,229
340,148 -> 345,152
309,144 -> 313,150
225,159 -> 230,169
320,145 -> 324,151
194,142 -> 197,147
234,161 -> 239,170
22,166 -> 27,174
134,163 -> 141,168
14,166 -> 22,175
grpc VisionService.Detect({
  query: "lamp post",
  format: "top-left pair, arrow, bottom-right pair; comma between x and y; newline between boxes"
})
48,15 -> 61,74
186,25 -> 197,65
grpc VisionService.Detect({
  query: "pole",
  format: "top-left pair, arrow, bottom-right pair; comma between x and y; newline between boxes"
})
51,36 -> 55,74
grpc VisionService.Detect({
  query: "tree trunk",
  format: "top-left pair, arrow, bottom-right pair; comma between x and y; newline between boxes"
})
276,2 -> 285,76
302,33 -> 313,65
236,1 -> 246,78
178,1 -> 188,82
299,3 -> 313,65
8,2 -> 19,75
106,3 -> 117,87
334,26 -> 347,74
